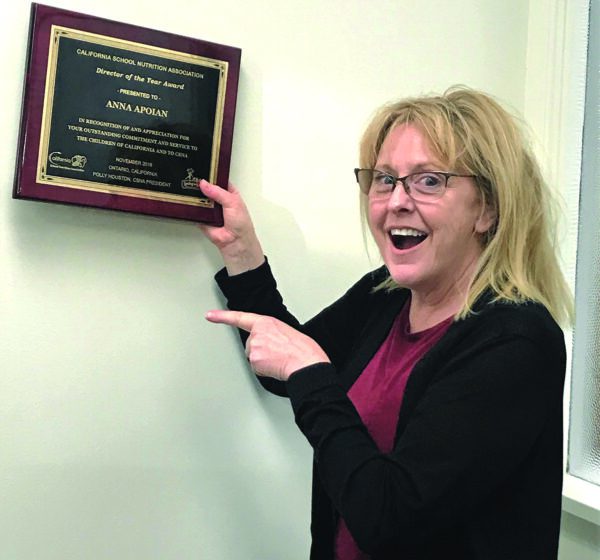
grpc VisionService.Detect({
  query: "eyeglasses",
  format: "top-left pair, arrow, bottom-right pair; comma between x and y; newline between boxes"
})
354,168 -> 477,202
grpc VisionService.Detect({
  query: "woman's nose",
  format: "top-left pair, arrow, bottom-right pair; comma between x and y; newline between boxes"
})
387,181 -> 415,212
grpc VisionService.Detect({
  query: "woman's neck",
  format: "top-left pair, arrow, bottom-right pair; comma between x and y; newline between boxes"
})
407,260 -> 477,333
408,295 -> 460,333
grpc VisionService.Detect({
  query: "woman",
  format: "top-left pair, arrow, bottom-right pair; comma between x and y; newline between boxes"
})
202,86 -> 573,559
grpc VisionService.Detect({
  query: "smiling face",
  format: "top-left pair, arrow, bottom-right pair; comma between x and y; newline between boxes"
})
368,124 -> 495,302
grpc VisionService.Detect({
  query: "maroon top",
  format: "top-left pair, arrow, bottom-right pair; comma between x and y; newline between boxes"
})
334,301 -> 453,560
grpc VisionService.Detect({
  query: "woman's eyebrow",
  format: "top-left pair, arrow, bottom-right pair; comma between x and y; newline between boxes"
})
374,161 -> 445,174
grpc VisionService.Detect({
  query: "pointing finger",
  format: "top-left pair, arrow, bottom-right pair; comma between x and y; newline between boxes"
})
205,310 -> 260,332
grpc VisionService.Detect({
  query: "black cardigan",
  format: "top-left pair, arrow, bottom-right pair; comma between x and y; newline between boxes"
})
216,260 -> 566,560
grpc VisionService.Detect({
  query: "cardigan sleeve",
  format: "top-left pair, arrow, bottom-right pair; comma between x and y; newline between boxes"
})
284,307 -> 566,554
215,259 -> 388,396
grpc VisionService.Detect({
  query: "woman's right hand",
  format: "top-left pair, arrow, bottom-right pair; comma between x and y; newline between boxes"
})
198,179 -> 265,276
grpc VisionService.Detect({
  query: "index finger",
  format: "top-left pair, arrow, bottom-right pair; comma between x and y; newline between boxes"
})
205,309 -> 260,332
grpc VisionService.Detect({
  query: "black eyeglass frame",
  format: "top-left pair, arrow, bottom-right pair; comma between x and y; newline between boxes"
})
354,168 -> 478,200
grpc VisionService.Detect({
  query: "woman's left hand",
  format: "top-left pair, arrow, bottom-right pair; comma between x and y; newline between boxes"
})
205,310 -> 330,381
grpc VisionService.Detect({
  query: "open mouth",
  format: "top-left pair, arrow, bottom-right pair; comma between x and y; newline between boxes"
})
389,228 -> 428,250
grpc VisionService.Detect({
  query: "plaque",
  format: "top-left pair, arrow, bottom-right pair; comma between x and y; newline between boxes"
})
13,3 -> 241,224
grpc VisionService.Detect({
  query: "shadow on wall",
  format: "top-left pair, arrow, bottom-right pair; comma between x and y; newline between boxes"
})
558,512 -> 600,560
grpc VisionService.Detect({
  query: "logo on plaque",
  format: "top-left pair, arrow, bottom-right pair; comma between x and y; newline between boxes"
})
181,168 -> 200,190
48,152 -> 88,171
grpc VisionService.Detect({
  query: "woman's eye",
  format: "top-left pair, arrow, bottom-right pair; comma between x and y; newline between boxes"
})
414,173 -> 443,188
374,173 -> 395,187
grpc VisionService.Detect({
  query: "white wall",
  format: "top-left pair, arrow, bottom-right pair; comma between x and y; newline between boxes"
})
0,1 -> 590,559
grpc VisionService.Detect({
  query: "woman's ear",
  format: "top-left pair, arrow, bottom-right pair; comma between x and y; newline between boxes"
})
474,203 -> 497,235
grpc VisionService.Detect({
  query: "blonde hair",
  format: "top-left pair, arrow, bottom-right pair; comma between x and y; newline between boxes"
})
359,85 -> 573,327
